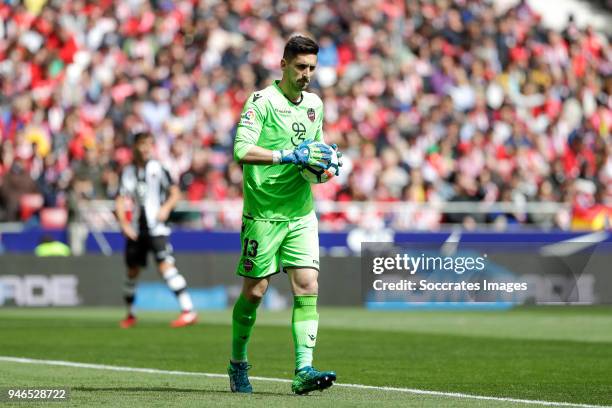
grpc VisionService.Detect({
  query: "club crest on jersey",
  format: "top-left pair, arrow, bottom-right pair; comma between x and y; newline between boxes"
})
307,108 -> 315,122
244,259 -> 254,272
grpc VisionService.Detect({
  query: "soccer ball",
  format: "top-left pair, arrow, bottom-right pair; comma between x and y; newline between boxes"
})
299,143 -> 339,184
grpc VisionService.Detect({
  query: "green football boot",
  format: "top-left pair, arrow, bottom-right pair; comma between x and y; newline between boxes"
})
228,361 -> 252,393
291,366 -> 336,395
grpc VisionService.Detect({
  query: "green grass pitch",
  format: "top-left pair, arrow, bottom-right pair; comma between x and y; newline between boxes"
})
0,307 -> 611,407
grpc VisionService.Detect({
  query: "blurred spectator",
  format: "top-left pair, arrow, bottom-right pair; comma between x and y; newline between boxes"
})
34,234 -> 71,257
571,179 -> 612,230
0,0 -> 610,231
0,157 -> 40,221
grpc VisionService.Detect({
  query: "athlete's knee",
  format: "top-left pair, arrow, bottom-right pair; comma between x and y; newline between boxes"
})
157,260 -> 174,274
127,267 -> 140,279
243,287 -> 266,303
293,279 -> 318,295
243,291 -> 263,304
242,279 -> 268,303
289,268 -> 318,295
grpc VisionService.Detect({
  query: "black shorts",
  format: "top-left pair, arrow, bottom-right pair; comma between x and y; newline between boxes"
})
125,235 -> 174,268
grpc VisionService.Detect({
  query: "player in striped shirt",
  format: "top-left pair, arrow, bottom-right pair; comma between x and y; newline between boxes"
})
115,131 -> 197,329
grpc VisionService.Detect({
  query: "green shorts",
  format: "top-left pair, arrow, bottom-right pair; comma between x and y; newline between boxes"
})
237,211 -> 320,279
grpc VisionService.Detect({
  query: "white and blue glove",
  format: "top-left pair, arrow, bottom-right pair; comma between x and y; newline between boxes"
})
330,143 -> 344,175
276,139 -> 333,168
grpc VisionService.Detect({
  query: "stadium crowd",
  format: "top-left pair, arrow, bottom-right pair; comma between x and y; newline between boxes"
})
0,0 -> 610,231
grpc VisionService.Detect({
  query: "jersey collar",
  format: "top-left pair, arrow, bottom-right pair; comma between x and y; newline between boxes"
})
274,80 -> 303,106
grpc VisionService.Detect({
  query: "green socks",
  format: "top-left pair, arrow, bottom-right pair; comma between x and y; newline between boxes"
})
231,293 -> 319,370
292,295 -> 319,371
231,294 -> 260,362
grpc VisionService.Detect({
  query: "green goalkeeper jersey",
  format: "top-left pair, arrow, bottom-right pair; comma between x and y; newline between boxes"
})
234,80 -> 324,220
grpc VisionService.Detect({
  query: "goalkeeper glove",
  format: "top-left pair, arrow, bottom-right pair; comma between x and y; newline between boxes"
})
275,140 -> 332,168
330,143 -> 344,175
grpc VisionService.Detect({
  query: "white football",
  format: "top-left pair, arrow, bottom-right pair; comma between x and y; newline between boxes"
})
299,142 -> 339,184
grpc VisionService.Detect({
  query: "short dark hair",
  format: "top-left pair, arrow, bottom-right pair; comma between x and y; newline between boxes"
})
132,131 -> 152,144
283,35 -> 319,62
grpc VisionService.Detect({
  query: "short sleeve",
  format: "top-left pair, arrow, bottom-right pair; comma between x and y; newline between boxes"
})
119,168 -> 131,197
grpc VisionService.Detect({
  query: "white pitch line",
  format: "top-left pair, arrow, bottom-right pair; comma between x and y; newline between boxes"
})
440,228 -> 462,256
0,356 -> 608,408
540,231 -> 609,257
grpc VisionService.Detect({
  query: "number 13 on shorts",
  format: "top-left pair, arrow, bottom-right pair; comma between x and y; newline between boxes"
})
236,212 -> 320,279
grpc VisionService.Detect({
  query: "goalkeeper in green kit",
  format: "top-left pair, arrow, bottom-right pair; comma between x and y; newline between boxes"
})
228,35 -> 342,395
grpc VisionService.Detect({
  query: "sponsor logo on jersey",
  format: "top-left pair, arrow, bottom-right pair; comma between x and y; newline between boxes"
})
252,93 -> 262,102
244,109 -> 255,120
274,107 -> 292,115
307,108 -> 315,122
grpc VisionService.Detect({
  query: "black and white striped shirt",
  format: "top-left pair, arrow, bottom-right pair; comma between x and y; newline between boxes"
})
119,160 -> 173,236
